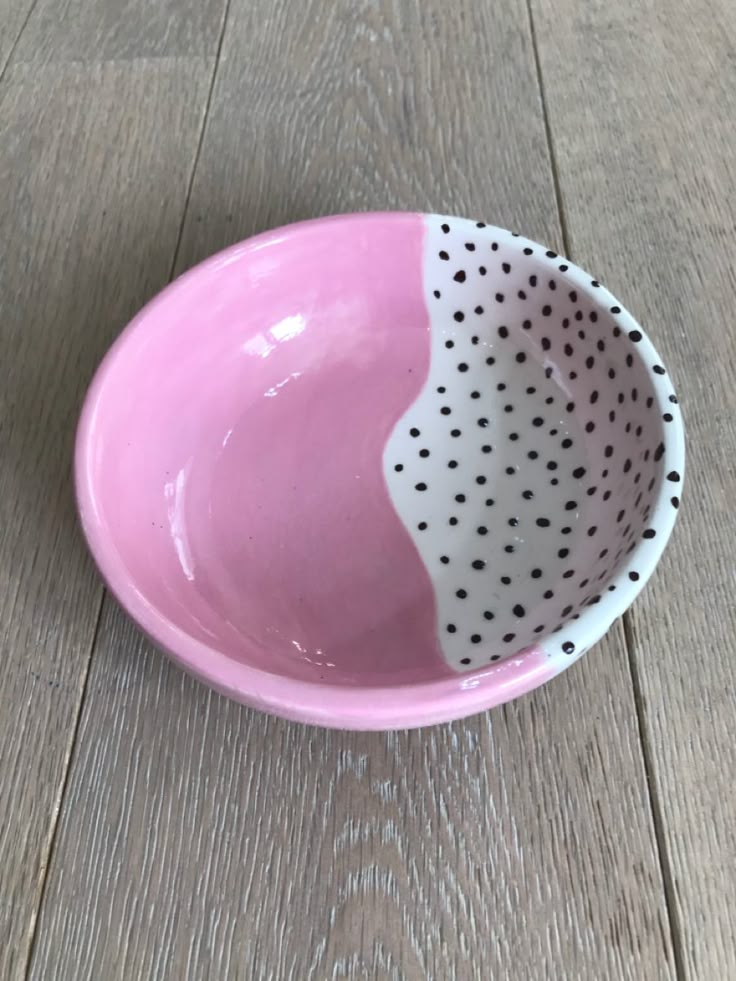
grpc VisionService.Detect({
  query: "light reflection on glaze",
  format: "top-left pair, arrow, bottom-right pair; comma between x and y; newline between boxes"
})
165,465 -> 195,582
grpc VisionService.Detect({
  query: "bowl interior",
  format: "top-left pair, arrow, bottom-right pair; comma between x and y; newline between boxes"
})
77,214 -> 680,695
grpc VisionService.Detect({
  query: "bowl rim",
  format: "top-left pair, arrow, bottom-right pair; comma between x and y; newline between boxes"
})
75,211 -> 685,729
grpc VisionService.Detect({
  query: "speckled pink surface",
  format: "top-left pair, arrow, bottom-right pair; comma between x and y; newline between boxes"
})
77,213 -> 449,692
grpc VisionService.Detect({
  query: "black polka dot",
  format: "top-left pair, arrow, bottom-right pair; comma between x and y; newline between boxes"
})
503,633 -> 515,643
415,482 -> 427,491
513,604 -> 525,617
465,242 -> 475,251
419,448 -> 430,458
418,521 -> 427,531
536,517 -> 550,527
472,559 -> 486,570
440,555 -> 449,564
667,471 -> 681,482
439,250 -> 449,261
629,571 -> 640,581
447,623 -> 456,633
454,311 -> 465,323
562,642 -> 575,654
456,588 -> 467,598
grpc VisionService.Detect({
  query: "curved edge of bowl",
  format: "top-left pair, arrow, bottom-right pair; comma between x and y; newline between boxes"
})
74,212 -> 685,730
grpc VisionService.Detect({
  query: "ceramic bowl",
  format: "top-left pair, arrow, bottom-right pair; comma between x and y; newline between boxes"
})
75,213 -> 684,729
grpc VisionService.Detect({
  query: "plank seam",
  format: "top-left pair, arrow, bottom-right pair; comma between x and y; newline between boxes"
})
168,0 -> 235,278
525,0 -> 686,975
20,0 -> 235,974
624,616 -> 687,980
22,587 -> 106,981
524,0 -> 571,256
0,0 -> 42,83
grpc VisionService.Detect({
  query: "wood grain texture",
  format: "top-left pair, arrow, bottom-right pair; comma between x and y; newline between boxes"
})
532,0 -> 736,975
0,0 -> 37,75
0,58 -> 213,978
27,2 -> 675,979
31,614 -> 674,981
12,0 -> 227,63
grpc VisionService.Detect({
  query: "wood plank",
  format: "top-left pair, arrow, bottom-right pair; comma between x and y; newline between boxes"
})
12,0 -> 227,63
31,615 -> 675,981
531,0 -> 736,975
29,2 -> 676,978
0,0 -> 36,75
0,58 -> 213,978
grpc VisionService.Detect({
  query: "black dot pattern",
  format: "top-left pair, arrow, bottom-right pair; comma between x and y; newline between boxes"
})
385,216 -> 683,672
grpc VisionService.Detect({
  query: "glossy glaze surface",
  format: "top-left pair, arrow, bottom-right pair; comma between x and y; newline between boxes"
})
76,213 -> 684,728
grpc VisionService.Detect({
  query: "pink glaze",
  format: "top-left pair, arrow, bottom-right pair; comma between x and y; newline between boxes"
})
76,213 -> 558,728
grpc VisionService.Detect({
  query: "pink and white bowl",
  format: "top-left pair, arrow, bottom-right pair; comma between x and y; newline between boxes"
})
75,213 -> 684,729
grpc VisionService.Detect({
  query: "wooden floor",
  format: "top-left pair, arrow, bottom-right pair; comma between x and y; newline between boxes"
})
1,0 -> 734,977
